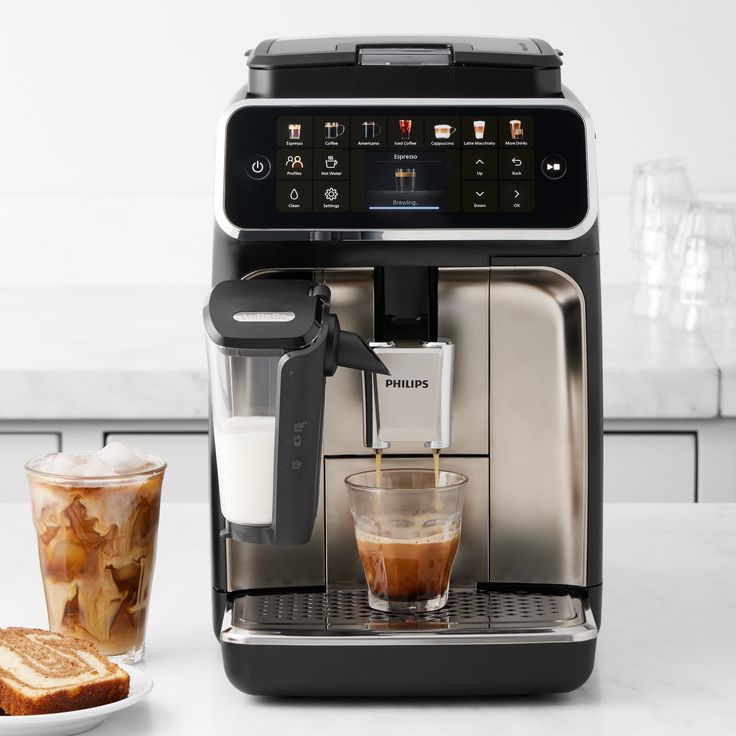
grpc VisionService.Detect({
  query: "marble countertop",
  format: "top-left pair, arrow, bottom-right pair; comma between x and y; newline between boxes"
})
0,284 -> 733,420
1,502 -> 734,735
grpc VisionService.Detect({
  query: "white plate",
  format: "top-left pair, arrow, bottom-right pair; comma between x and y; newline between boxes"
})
0,664 -> 152,736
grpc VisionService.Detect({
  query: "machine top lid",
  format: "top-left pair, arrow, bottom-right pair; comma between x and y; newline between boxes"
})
247,36 -> 562,70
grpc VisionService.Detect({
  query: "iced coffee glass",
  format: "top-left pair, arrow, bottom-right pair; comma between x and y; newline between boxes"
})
25,451 -> 165,663
346,469 -> 466,614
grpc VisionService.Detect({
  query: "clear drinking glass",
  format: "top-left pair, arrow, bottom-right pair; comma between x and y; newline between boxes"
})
669,202 -> 736,330
346,468 -> 466,614
631,160 -> 693,318
25,453 -> 165,663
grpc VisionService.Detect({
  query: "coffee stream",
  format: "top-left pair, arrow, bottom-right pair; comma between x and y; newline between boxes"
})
374,448 -> 441,487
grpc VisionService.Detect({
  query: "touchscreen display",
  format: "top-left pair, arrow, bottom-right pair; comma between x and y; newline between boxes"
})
223,105 -> 588,231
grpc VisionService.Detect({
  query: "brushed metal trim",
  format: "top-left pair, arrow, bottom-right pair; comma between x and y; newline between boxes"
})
489,265 -> 588,587
220,601 -> 597,646
214,89 -> 598,241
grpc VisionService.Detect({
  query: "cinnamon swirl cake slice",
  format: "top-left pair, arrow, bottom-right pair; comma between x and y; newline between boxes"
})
0,627 -> 129,715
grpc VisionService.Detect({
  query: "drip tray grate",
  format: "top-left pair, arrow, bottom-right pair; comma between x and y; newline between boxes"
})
232,588 -> 585,634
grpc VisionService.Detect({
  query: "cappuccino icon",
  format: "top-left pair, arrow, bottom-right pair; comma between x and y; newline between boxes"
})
434,124 -> 456,139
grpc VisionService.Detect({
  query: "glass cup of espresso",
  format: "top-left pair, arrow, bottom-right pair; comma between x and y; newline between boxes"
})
346,468 -> 466,614
25,448 -> 166,663
394,168 -> 416,193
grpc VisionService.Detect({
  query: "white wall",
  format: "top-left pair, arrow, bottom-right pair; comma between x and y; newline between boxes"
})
1,0 -> 734,286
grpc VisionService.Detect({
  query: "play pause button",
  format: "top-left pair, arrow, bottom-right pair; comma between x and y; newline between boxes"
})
541,154 -> 567,180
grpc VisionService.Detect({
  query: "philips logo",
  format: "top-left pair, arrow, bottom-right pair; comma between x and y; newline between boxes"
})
385,379 -> 430,389
233,311 -> 296,323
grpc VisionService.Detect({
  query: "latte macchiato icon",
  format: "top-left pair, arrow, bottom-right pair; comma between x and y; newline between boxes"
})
509,119 -> 524,140
474,120 -> 486,140
434,124 -> 456,139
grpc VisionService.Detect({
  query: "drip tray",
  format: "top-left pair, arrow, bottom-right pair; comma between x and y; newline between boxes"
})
222,588 -> 598,646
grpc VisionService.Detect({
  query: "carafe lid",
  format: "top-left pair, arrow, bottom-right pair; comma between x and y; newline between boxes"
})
204,280 -> 327,351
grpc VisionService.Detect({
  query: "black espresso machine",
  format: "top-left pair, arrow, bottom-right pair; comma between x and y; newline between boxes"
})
205,36 -> 602,696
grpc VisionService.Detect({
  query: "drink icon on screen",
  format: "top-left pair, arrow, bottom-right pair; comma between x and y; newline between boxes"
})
324,122 -> 346,139
325,155 -> 338,169
474,120 -> 486,140
288,124 -> 302,140
399,119 -> 412,140
509,119 -> 524,140
395,168 -> 417,193
361,121 -> 381,139
434,124 -> 456,140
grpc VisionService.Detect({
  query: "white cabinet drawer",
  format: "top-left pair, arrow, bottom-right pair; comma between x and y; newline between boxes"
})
0,433 -> 60,502
604,433 -> 696,502
105,432 -> 208,502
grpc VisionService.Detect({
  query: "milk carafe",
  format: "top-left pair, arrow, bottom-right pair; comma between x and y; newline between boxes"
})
204,279 -> 387,544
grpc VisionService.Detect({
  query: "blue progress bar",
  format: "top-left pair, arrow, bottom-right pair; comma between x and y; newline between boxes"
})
368,206 -> 440,210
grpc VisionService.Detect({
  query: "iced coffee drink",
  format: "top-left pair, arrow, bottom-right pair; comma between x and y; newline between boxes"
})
25,443 -> 165,663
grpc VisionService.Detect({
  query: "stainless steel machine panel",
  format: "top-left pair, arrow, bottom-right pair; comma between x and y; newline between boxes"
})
489,267 -> 587,586
325,455 -> 489,586
323,268 -> 489,456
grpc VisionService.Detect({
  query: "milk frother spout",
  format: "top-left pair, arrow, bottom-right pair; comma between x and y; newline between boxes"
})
204,279 -> 386,545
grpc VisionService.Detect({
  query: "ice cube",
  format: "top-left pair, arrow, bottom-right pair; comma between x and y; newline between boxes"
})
98,441 -> 148,474
130,446 -> 150,464
79,458 -> 114,477
40,452 -> 84,476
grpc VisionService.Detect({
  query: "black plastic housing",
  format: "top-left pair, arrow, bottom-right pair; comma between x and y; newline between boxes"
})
246,36 -> 562,98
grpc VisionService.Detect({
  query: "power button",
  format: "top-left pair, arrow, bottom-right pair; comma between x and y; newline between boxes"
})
245,155 -> 271,181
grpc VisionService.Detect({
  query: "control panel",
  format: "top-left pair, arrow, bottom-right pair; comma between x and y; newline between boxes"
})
222,104 -> 589,230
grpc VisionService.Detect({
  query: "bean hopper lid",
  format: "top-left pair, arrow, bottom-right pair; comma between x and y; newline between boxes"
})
247,36 -> 562,70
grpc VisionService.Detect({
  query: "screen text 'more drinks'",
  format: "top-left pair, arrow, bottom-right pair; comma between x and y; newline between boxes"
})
26,443 -> 165,663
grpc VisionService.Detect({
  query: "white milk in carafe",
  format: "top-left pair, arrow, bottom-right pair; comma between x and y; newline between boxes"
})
215,415 -> 276,525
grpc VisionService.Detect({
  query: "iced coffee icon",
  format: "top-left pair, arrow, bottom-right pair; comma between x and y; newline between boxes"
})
26,443 -> 165,663
346,468 -> 466,613
509,119 -> 524,140
394,168 -> 417,193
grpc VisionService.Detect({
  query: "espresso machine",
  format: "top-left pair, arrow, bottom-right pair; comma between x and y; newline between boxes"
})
206,35 -> 602,696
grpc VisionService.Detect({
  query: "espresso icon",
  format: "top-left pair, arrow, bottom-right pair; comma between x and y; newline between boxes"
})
288,123 -> 301,140
509,119 -> 524,140
395,168 -> 416,193
324,122 -> 346,139
361,121 -> 381,139
434,124 -> 456,139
